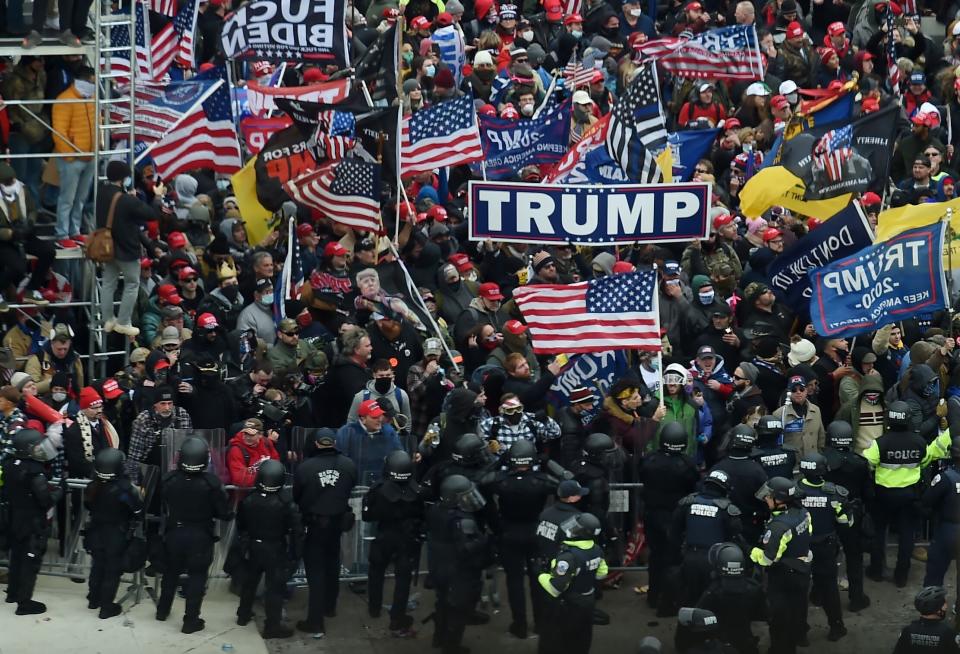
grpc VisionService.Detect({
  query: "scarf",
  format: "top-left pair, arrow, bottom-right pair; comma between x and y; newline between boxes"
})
76,411 -> 119,461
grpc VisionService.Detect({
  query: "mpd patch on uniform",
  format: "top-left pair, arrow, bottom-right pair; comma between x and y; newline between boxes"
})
762,530 -> 771,545
556,560 -> 569,575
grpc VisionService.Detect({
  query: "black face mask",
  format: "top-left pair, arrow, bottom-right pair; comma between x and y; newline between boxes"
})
504,412 -> 523,425
197,372 -> 217,387
374,378 -> 392,394
221,284 -> 239,302
834,348 -> 848,361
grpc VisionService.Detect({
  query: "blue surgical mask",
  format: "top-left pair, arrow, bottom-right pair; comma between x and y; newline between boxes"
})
572,30 -> 583,39
260,293 -> 274,306
216,179 -> 230,191
425,65 -> 436,77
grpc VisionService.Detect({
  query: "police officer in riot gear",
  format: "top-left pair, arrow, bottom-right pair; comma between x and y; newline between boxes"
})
293,427 -> 358,637
672,469 -> 743,607
637,421 -> 699,610
694,542 -> 765,654
362,450 -> 424,637
2,428 -> 64,615
427,474 -> 493,654
84,447 -> 144,619
675,607 -> 737,654
798,453 -> 850,642
752,415 -> 797,480
922,438 -> 960,605
235,459 -> 303,639
537,512 -> 608,654
156,436 -> 231,633
709,425 -> 768,546
751,477 -> 813,654
491,439 -> 558,639
536,479 -> 588,560
864,401 -> 952,587
823,420 -> 872,611
894,586 -> 960,653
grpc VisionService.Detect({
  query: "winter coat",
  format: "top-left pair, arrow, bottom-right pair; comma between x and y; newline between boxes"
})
225,432 -> 280,487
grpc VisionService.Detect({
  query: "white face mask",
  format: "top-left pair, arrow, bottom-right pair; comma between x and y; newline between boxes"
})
521,103 -> 534,116
521,29 -> 534,42
74,79 -> 95,98
52,392 -> 67,403
630,8 -> 643,16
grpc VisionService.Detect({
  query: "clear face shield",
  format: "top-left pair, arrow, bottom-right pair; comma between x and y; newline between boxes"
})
457,486 -> 487,512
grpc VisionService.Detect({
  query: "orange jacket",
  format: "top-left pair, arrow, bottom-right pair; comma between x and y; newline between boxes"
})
51,84 -> 95,160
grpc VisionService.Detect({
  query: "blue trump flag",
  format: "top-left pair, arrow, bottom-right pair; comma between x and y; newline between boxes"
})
472,101 -> 571,180
669,129 -> 720,181
809,222 -> 948,338
767,202 -> 874,312
547,351 -> 629,419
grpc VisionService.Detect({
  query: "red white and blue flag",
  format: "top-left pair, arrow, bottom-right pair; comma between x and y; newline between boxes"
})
151,0 -> 199,77
273,217 -> 306,325
814,125 -> 853,183
286,159 -> 383,233
400,94 -> 484,176
143,0 -> 177,17
513,271 -> 662,354
635,25 -> 764,80
886,8 -> 901,97
109,4 -> 154,84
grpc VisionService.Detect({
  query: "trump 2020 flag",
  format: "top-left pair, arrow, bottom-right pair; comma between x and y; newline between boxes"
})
809,222 -> 948,338
513,271 -> 662,354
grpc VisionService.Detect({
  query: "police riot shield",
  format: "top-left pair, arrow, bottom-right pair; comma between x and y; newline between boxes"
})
160,428 -> 227,481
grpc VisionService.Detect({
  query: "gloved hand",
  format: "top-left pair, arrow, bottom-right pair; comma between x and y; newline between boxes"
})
937,400 -> 948,418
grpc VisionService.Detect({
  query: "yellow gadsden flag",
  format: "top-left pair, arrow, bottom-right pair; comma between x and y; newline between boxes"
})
231,157 -> 277,246
875,196 -> 960,269
738,166 -> 852,219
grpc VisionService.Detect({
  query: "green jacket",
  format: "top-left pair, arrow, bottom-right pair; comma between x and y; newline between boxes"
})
649,394 -> 698,456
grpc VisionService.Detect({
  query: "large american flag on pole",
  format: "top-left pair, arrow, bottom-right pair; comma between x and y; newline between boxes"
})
814,125 -> 853,182
635,25 -> 764,81
143,0 -> 177,17
400,94 -> 484,176
886,9 -> 901,97
513,271 -> 662,354
563,53 -> 597,91
109,4 -> 153,85
151,0 -> 199,77
285,159 -> 383,233
606,61 -> 668,183
273,217 -> 306,325
148,66 -> 242,177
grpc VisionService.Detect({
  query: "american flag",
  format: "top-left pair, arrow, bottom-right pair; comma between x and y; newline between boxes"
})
400,94 -> 484,176
144,0 -> 178,17
814,125 -> 853,182
513,271 -> 662,354
112,79 -> 216,145
149,67 -> 242,178
285,159 -> 383,233
315,110 -> 356,161
152,0 -> 198,77
564,54 -> 596,91
635,26 -> 764,81
886,9 -> 901,97
109,5 -> 153,85
605,61 -> 668,183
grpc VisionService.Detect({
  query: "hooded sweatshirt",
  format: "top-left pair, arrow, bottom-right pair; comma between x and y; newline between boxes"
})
174,174 -> 199,220
226,432 -> 280,487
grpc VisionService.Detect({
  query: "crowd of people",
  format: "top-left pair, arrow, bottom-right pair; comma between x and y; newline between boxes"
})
5,0 -> 960,652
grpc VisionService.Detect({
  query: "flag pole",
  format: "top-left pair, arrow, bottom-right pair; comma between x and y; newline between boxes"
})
652,262 -> 664,409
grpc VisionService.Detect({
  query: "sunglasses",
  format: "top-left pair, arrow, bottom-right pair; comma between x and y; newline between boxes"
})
501,404 -> 523,415
162,344 -> 180,351
790,384 -> 807,391
734,375 -> 750,381
925,151 -> 940,157
694,167 -> 709,174
282,330 -> 300,337
183,277 -> 198,283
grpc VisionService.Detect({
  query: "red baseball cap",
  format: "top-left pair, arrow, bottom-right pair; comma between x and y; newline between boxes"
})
167,231 -> 187,249
762,227 -> 783,242
505,319 -> 527,335
154,359 -> 171,371
712,213 -> 735,229
786,20 -> 804,39
427,205 -> 448,222
478,103 -> 498,117
436,11 -> 454,26
178,266 -> 198,282
448,253 -> 474,272
613,261 -> 636,274
722,117 -> 742,131
296,223 -> 315,239
157,283 -> 182,305
861,191 -> 882,207
770,94 -> 790,111
827,21 -> 845,36
478,282 -> 504,301
358,398 -> 385,418
411,15 -> 430,30
685,1 -> 702,10
140,257 -> 153,269
197,312 -> 219,330
563,13 -> 583,24
303,68 -> 328,84
101,378 -> 124,400
324,241 -> 348,257
545,1 -> 562,19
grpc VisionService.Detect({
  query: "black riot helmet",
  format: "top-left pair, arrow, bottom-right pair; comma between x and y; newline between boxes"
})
559,512 -> 602,540
508,439 -> 537,468
799,453 -> 827,481
660,422 -> 688,454
756,476 -> 799,504
439,474 -> 486,512
178,437 -> 209,473
451,433 -> 487,466
94,447 -> 126,481
584,432 -> 616,462
677,607 -> 720,634
755,415 -> 783,442
729,424 -> 757,451
256,459 -> 285,492
703,469 -> 732,494
826,420 -> 854,450
384,450 -> 414,483
915,586 -> 948,615
886,401 -> 911,430
708,542 -> 745,577
12,428 -> 45,461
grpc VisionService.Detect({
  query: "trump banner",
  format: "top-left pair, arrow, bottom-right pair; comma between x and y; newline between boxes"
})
469,181 -> 712,245
548,351 -> 629,413
472,100 -> 571,180
809,222 -> 948,338
221,0 -> 349,66
767,202 -> 874,312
